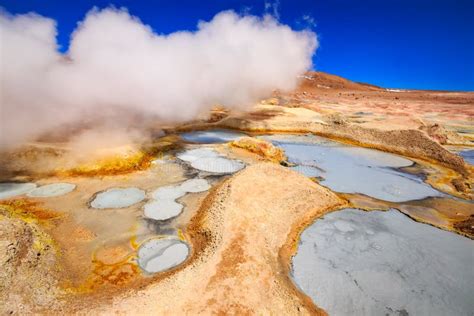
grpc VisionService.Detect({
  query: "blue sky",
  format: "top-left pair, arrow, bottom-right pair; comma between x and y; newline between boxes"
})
1,0 -> 473,91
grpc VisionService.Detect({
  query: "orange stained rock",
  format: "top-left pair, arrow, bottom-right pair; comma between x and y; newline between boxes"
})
230,136 -> 287,163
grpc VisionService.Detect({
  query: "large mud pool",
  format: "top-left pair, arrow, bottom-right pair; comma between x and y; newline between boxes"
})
292,208 -> 474,316
261,134 -> 443,202
0,129 -> 472,314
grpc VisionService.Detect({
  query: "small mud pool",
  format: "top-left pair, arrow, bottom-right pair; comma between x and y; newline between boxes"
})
180,129 -> 247,143
0,182 -> 37,199
262,134 -> 443,202
137,237 -> 189,274
90,187 -> 146,209
292,208 -> 474,316
144,178 -> 210,221
177,148 -> 245,174
27,183 -> 76,197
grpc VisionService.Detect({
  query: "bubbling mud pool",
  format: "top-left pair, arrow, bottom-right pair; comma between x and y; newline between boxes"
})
291,208 -> 474,316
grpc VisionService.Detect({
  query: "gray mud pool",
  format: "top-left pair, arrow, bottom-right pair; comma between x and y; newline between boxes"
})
261,134 -> 442,202
0,182 -> 37,199
137,237 -> 189,274
27,183 -> 76,197
0,182 -> 76,199
180,129 -> 246,143
144,178 -> 211,221
90,187 -> 146,209
177,147 -> 245,174
292,208 -> 474,316
459,150 -> 474,165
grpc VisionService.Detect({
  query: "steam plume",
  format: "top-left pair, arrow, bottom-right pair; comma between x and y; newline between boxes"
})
0,7 -> 317,149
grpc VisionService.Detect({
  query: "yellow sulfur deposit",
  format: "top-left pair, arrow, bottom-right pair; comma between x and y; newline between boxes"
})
56,136 -> 181,177
58,151 -> 152,177
0,199 -> 62,223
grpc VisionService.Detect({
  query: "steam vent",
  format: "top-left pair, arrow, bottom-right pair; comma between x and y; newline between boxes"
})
1,1 -> 473,315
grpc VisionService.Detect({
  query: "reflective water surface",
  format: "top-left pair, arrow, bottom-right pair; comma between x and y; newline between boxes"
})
180,129 -> 246,144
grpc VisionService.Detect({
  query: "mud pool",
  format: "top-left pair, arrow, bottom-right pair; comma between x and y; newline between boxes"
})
27,183 -> 76,197
0,182 -> 77,199
0,182 -> 37,199
292,208 -> 474,316
459,149 -> 474,165
180,129 -> 247,143
137,237 -> 190,274
90,188 -> 146,209
177,147 -> 245,174
144,178 -> 211,221
261,134 -> 443,202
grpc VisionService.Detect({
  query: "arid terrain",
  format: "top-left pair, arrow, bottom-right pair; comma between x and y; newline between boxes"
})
1,72 -> 473,315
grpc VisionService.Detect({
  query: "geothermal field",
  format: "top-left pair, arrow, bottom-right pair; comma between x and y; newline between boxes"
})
1,5 -> 473,316
1,72 -> 473,315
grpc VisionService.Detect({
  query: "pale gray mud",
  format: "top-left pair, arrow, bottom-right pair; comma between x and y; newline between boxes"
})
292,208 -> 474,316
261,134 -> 443,202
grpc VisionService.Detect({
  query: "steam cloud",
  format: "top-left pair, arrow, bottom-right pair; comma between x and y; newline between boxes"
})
0,7 -> 317,149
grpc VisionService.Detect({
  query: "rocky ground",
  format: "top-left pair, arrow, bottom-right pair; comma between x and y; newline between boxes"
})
0,202 -> 62,314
